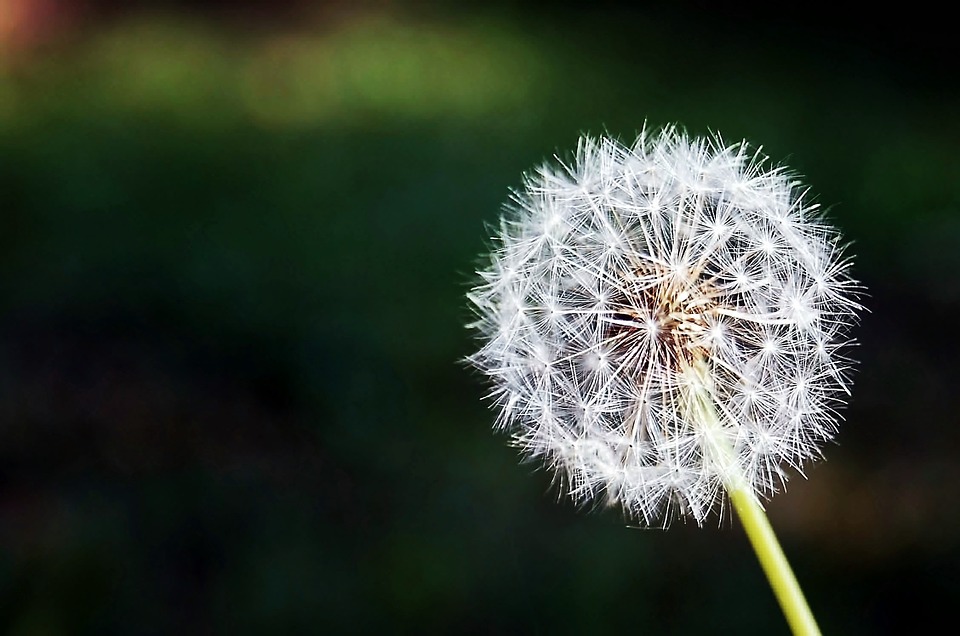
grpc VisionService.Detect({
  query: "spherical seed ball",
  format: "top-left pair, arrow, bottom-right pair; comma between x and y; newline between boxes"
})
467,127 -> 862,526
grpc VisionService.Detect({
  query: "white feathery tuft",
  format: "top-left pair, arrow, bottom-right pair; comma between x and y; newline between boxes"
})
467,126 -> 863,527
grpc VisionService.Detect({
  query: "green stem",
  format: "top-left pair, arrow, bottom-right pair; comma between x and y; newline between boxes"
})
684,358 -> 821,636
728,486 -> 822,636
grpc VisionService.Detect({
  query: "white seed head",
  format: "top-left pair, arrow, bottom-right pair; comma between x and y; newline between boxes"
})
467,126 -> 862,526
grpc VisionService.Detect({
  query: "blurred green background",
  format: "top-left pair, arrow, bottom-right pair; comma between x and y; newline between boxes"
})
1,1 -> 958,634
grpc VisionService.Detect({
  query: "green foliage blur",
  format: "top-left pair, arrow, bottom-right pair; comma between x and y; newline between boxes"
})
1,2 -> 958,634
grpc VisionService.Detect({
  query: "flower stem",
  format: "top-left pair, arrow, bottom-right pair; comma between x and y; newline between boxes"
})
685,358 -> 821,636
728,484 -> 822,636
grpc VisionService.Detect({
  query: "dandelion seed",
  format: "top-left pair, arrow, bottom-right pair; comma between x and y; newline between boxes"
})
466,126 -> 863,635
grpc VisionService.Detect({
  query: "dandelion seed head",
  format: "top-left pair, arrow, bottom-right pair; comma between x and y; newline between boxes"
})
467,126 -> 862,526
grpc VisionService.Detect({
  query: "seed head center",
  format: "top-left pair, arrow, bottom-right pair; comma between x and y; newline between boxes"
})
611,264 -> 721,371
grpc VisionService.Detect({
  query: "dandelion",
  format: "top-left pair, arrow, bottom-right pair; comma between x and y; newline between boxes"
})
466,126 -> 861,635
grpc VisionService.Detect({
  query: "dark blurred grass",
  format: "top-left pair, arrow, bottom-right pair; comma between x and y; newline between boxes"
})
1,4 -> 959,634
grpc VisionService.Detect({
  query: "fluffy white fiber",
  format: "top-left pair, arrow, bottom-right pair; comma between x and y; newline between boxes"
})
467,126 -> 862,526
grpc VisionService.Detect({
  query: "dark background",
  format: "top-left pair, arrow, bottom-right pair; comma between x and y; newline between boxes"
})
1,1 -> 958,633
